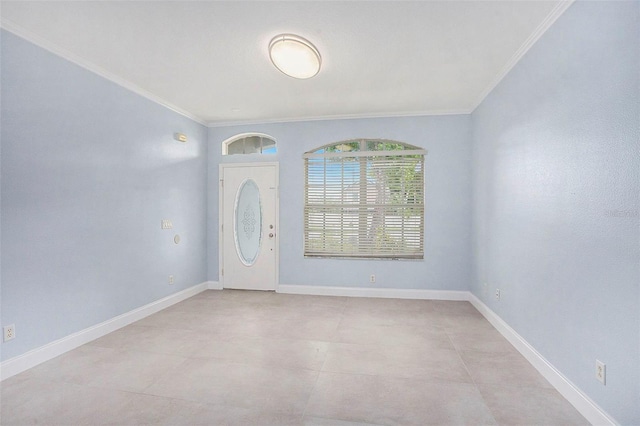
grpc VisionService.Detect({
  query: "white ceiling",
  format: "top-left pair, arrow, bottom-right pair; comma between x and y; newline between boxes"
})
1,1 -> 572,126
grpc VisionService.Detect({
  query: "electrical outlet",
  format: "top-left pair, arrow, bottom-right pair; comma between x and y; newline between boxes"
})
495,288 -> 501,300
596,360 -> 606,385
370,274 -> 376,283
3,324 -> 15,342
169,275 -> 174,285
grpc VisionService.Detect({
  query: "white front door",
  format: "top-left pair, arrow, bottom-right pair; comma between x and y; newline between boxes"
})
220,163 -> 278,290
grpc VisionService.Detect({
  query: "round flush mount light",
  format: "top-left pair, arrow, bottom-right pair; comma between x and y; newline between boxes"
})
268,34 -> 321,79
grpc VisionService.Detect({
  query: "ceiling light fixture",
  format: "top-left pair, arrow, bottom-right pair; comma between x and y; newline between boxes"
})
268,34 -> 321,79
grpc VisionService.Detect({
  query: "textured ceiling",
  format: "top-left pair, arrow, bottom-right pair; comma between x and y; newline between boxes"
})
1,1 -> 573,125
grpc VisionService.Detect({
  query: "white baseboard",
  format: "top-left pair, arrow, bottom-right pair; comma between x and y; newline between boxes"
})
277,284 -> 469,301
0,280 -> 618,425
468,293 -> 617,426
0,282 -> 208,381
207,280 -> 222,290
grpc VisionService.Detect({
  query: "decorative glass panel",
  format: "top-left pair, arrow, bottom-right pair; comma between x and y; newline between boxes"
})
234,179 -> 262,265
227,139 -> 248,155
228,137 -> 254,154
262,137 -> 277,154
224,134 -> 277,155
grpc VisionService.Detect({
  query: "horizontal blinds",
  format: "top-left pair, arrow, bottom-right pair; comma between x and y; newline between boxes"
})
304,153 -> 424,259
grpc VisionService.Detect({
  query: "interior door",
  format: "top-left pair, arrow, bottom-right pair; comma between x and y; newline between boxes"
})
220,163 -> 278,290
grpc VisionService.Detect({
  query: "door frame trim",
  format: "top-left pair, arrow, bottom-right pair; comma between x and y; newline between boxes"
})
219,162 -> 279,290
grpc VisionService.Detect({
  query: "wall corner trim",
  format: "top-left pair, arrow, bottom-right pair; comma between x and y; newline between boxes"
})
468,293 -> 618,426
0,282 -> 209,381
277,284 -> 469,301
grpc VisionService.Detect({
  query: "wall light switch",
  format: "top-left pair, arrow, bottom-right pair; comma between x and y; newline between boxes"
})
161,220 -> 173,229
596,360 -> 606,385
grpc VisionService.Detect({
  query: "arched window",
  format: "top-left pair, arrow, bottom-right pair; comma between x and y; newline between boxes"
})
303,139 -> 426,259
222,133 -> 277,155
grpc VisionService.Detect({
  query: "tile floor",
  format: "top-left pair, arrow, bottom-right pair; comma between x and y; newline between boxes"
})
0,290 -> 588,425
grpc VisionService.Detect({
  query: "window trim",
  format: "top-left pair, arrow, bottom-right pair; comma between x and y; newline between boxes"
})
221,132 -> 277,155
303,139 -> 427,260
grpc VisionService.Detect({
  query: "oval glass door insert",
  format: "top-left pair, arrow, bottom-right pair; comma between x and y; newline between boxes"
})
234,179 -> 262,266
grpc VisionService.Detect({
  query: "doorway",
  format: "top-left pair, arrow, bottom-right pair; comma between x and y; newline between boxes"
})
219,163 -> 279,290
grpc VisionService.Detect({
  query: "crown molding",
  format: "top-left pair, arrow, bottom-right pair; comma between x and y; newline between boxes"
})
0,19 -> 207,126
470,0 -> 576,112
1,18 -> 470,130
1,0 -> 574,130
206,108 -> 472,128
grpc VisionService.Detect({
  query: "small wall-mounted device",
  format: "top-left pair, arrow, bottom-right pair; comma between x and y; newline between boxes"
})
174,133 -> 187,143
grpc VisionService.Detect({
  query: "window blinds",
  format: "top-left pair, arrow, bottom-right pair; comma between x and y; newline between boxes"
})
304,150 -> 425,259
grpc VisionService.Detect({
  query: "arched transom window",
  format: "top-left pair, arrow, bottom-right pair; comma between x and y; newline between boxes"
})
222,133 -> 277,155
303,139 -> 426,259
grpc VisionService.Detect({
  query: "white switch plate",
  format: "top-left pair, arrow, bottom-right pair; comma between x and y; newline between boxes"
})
169,275 -> 174,285
596,360 -> 606,385
495,289 -> 501,300
161,220 -> 173,229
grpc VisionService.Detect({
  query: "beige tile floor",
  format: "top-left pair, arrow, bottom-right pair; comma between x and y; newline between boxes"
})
0,290 -> 588,425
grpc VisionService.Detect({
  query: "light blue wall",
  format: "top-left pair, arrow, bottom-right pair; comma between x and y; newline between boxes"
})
2,3 -> 637,423
208,115 -> 473,291
0,30 -> 208,361
471,1 -> 639,423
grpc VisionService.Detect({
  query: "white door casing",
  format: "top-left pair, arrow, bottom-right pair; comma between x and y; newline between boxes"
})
219,163 -> 278,290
